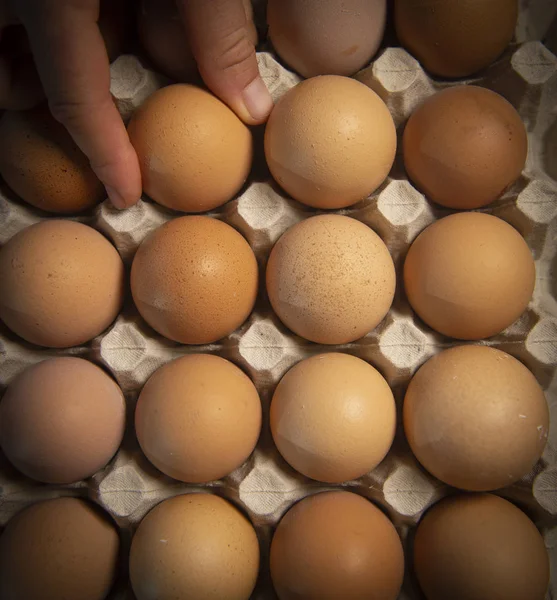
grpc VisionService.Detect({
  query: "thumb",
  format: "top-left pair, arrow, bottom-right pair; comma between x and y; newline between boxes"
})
179,0 -> 273,125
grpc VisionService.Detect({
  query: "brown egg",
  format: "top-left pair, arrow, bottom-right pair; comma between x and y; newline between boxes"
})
136,354 -> 261,483
0,498 -> 120,600
270,491 -> 404,600
266,215 -> 395,344
414,494 -> 549,600
130,493 -> 259,600
403,213 -> 535,340
128,84 -> 253,212
404,346 -> 549,491
271,353 -> 395,483
0,358 -> 125,484
268,0 -> 386,77
403,86 -> 527,209
0,107 -> 104,214
137,0 -> 257,81
264,75 -> 396,209
395,0 -> 518,77
131,216 -> 258,344
0,220 -> 124,348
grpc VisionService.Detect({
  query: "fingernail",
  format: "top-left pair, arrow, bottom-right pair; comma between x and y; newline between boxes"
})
242,77 -> 274,122
105,185 -> 127,210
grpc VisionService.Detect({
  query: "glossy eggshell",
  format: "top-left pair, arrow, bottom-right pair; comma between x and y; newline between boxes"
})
268,0 -> 386,77
136,354 -> 261,483
270,491 -> 404,600
130,216 -> 258,344
403,86 -> 527,209
395,0 -> 518,77
266,215 -> 395,344
403,212 -> 535,340
0,498 -> 120,600
0,107 -> 104,214
0,357 -> 126,484
403,346 -> 549,491
0,220 -> 125,348
264,75 -> 396,209
270,353 -> 396,482
128,84 -> 253,212
414,494 -> 549,600
130,493 -> 259,600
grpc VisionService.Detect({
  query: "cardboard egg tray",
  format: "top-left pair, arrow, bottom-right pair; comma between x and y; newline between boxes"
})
1,2 -> 557,598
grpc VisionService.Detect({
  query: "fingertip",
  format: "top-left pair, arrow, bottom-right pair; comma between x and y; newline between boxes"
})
98,144 -> 143,210
239,76 -> 274,125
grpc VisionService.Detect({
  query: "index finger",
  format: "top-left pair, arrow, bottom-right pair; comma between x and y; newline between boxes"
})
18,0 -> 141,209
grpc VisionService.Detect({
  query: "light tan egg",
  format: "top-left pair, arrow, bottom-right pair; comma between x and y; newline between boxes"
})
136,354 -> 261,483
271,353 -> 395,483
270,491 -> 404,600
264,75 -> 396,209
403,346 -> 549,491
0,498 -> 120,600
266,215 -> 395,344
128,84 -> 253,212
403,212 -> 535,340
403,86 -> 527,209
0,220 -> 124,348
0,107 -> 104,214
130,216 -> 258,344
130,493 -> 259,600
414,494 -> 549,600
0,358 -> 125,484
268,0 -> 386,77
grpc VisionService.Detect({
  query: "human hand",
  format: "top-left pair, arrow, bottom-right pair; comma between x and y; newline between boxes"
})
0,0 -> 272,209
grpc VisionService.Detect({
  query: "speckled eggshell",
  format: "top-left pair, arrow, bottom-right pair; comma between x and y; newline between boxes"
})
270,353 -> 396,483
130,216 -> 258,344
0,357 -> 126,484
403,86 -> 527,209
403,212 -> 535,340
266,215 -> 395,344
267,0 -> 386,77
136,354 -> 261,483
403,346 -> 549,491
0,220 -> 125,348
414,494 -> 549,600
0,498 -> 120,600
270,491 -> 404,600
264,75 -> 396,209
127,84 -> 253,212
395,0 -> 518,77
0,107 -> 105,214
130,493 -> 259,600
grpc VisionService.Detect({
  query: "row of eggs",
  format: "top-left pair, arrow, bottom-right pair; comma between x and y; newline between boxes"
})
0,488 -> 549,600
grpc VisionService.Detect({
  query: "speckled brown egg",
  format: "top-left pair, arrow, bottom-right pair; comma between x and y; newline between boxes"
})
136,354 -> 261,483
270,491 -> 404,600
138,0 -> 257,81
0,220 -> 125,348
403,86 -> 527,209
131,216 -> 258,344
266,215 -> 395,344
130,493 -> 259,600
267,0 -> 386,77
128,84 -> 253,212
264,75 -> 396,209
395,0 -> 518,77
404,346 -> 549,491
403,213 -> 535,340
0,497 -> 120,600
271,353 -> 396,483
414,494 -> 549,600
0,357 -> 125,484
0,107 -> 105,213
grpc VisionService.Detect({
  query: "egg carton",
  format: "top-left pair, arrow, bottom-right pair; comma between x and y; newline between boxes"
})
1,10 -> 557,600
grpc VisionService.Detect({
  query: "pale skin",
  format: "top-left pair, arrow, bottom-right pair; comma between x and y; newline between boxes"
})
0,0 -> 273,209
